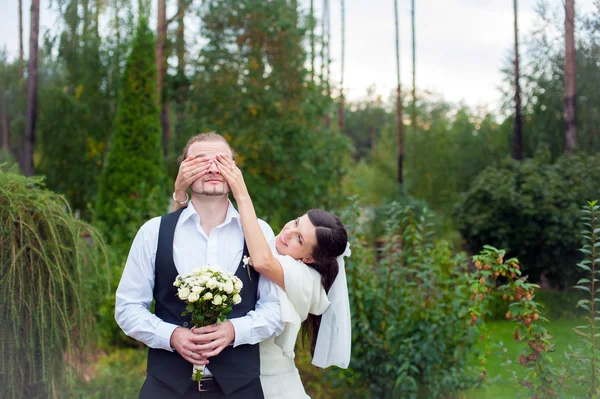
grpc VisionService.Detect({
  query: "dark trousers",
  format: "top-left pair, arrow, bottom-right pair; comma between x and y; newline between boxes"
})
139,374 -> 264,399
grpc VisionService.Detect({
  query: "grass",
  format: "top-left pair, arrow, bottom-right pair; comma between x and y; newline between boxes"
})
464,318 -> 589,399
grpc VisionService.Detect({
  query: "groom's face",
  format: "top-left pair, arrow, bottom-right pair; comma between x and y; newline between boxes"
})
187,141 -> 233,196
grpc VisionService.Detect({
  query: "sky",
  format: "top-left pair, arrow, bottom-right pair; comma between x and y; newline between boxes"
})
1,0 -> 597,111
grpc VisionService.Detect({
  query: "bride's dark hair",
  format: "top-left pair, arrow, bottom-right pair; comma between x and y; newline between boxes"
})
301,209 -> 348,358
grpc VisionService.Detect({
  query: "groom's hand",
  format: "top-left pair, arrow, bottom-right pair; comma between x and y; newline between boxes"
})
170,327 -> 210,366
192,321 -> 236,358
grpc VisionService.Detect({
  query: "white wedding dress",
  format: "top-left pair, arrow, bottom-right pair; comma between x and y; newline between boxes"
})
259,247 -> 330,399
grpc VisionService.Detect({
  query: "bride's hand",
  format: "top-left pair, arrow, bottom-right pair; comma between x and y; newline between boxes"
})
215,154 -> 249,201
174,156 -> 212,199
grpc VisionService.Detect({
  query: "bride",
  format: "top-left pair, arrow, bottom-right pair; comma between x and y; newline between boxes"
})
175,153 -> 351,398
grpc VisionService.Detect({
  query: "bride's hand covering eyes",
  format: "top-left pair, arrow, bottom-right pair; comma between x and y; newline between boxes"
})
215,154 -> 249,200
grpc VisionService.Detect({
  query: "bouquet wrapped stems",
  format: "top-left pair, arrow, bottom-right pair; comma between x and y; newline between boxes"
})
174,266 -> 243,384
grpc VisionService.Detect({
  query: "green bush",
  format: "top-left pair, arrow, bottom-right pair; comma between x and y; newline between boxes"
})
332,201 -> 481,398
0,171 -> 109,398
455,151 -> 600,287
485,289 -> 587,320
68,348 -> 146,399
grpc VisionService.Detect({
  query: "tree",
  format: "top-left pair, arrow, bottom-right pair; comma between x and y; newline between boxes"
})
310,0 -> 315,81
513,0 -> 523,160
338,0 -> 345,133
564,0 -> 577,152
191,0 -> 348,226
0,172 -> 107,398
156,0 -> 170,156
23,0 -> 40,176
18,0 -> 24,80
95,16 -> 168,249
1,92 -> 8,150
411,0 -> 416,134
320,0 -> 331,127
394,0 -> 403,185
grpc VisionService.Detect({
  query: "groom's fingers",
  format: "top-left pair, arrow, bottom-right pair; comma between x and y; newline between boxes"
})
192,324 -> 219,335
201,342 -> 227,358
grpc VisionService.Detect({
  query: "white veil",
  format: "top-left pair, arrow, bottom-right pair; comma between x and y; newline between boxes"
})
311,242 -> 352,369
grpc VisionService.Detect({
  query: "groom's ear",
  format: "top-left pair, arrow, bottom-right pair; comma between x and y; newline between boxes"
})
303,257 -> 315,264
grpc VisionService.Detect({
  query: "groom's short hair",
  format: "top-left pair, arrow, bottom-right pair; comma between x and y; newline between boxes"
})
179,132 -> 236,163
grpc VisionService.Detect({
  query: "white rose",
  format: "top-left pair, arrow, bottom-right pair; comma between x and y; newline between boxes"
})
234,279 -> 243,292
188,292 -> 199,303
223,281 -> 234,294
173,279 -> 181,287
232,294 -> 242,305
207,278 -> 218,289
192,286 -> 203,294
178,287 -> 190,300
212,295 -> 223,306
203,292 -> 213,301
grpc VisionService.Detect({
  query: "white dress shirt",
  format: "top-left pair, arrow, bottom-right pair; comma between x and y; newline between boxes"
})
115,200 -> 284,356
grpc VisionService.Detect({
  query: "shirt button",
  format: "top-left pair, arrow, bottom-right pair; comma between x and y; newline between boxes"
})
183,321 -> 189,327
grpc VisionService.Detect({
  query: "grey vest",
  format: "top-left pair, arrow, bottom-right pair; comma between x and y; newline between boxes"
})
146,208 -> 262,396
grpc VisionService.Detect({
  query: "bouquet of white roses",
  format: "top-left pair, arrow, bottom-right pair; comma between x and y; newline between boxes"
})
173,266 -> 243,382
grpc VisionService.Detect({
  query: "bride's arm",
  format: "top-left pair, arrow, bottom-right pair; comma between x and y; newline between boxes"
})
215,154 -> 285,288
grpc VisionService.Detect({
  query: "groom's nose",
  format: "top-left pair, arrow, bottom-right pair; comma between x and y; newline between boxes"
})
207,160 -> 220,174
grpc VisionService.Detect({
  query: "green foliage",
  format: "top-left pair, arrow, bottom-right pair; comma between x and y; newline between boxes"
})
486,289 -> 587,321
94,16 -> 168,348
342,95 -> 510,219
500,4 -> 600,158
68,348 -> 146,399
572,201 -> 600,396
334,201 -> 481,398
0,171 -> 109,399
183,0 -> 350,226
469,246 -> 570,398
95,15 -> 168,252
37,86 -> 106,215
34,0 -> 114,218
456,152 -> 600,287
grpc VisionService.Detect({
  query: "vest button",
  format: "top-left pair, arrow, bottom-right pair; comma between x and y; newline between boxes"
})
183,322 -> 189,327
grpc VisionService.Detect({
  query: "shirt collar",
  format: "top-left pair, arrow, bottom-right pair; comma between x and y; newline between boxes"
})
179,199 -> 241,229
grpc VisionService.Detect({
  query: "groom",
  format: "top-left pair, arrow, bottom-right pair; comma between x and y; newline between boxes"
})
115,132 -> 283,398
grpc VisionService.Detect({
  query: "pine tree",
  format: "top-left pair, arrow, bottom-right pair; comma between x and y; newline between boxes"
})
95,16 -> 167,249
193,0 -> 347,225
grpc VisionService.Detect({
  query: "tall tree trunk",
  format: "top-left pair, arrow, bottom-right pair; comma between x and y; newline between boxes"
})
175,0 -> 186,144
411,0 -> 416,134
156,0 -> 170,156
337,0 -> 345,133
176,0 -> 185,72
18,0 -> 24,79
23,0 -> 40,176
324,0 -> 331,127
564,0 -> 577,152
1,92 -> 9,150
394,0 -> 403,185
513,0 -> 523,160
310,0 -> 315,81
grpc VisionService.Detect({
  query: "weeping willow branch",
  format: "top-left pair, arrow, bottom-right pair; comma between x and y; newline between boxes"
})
0,170 -> 109,398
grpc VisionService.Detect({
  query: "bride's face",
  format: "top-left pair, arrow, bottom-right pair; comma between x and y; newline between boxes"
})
275,215 -> 318,263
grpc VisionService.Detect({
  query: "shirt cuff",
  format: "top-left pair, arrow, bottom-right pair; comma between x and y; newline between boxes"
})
156,321 -> 179,351
229,317 -> 254,347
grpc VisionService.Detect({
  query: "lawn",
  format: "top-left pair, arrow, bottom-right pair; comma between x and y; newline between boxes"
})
464,318 -> 590,399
